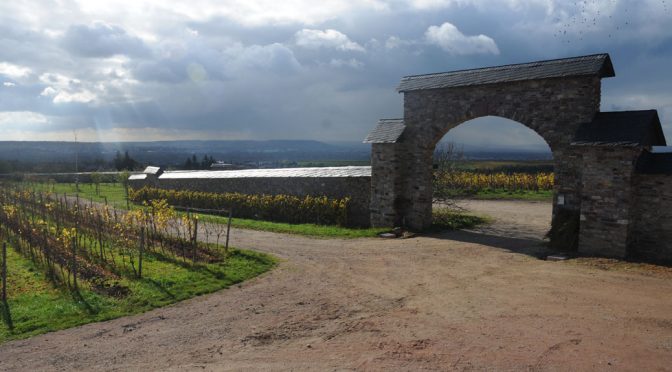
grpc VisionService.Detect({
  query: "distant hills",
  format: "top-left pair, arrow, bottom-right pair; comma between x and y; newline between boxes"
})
0,140 -> 369,166
0,140 -> 551,173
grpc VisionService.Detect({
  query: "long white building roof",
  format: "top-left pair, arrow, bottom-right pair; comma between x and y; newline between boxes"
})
129,166 -> 372,180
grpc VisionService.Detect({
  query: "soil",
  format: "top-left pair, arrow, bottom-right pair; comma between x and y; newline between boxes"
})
1,200 -> 672,371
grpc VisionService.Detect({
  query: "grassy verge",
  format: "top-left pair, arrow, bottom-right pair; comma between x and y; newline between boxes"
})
195,212 -> 389,238
32,182 -> 130,209
449,189 -> 553,201
0,242 -> 275,343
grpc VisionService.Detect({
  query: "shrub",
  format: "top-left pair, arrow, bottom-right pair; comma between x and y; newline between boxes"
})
129,186 -> 350,226
432,208 -> 487,230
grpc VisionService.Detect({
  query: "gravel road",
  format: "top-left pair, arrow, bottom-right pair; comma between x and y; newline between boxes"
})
1,200 -> 671,371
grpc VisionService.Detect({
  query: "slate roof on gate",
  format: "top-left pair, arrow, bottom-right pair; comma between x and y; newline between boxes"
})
363,119 -> 406,143
572,110 -> 667,147
635,151 -> 672,174
397,53 -> 615,92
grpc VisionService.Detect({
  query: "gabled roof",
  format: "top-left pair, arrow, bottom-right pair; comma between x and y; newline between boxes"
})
397,53 -> 614,92
636,151 -> 672,174
363,119 -> 406,143
572,110 -> 667,147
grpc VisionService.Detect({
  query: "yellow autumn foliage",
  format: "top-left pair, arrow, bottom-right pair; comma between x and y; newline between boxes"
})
129,187 -> 350,226
435,171 -> 554,192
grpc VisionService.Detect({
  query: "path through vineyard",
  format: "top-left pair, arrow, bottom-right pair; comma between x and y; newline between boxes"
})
2,200 -> 672,371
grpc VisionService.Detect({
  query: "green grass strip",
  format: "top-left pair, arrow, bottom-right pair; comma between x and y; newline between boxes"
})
0,242 -> 275,343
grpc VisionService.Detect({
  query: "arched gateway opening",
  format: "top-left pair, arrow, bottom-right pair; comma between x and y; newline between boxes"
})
365,54 -> 615,236
432,116 -> 553,240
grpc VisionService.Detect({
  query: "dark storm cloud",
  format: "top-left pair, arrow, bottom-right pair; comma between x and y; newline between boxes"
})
61,22 -> 151,58
130,40 -> 301,83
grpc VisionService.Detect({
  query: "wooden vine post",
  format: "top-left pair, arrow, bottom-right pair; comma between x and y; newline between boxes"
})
192,217 -> 198,263
225,209 -> 232,255
71,238 -> 77,290
138,226 -> 144,278
2,242 -> 7,303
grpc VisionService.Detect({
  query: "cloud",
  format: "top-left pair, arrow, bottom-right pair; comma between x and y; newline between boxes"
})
0,111 -> 48,125
61,22 -> 150,58
295,29 -> 365,52
425,22 -> 499,55
3,82 -> 16,87
407,0 -> 455,9
406,0 -> 555,12
38,72 -> 98,104
132,42 -> 300,83
233,43 -> 302,73
329,58 -> 364,69
385,36 -> 414,50
0,0 -> 670,144
0,62 -> 31,79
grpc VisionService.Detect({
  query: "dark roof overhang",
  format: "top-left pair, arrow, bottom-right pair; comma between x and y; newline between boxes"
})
572,110 -> 667,147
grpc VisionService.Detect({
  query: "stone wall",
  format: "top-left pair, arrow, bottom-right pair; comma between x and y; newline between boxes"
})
630,173 -> 672,263
374,76 -> 602,230
130,173 -> 372,227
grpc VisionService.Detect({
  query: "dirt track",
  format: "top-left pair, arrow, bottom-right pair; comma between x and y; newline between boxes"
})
1,200 -> 672,371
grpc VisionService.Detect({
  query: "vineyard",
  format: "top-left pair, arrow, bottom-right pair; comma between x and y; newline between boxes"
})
129,186 -> 351,226
0,183 -> 275,342
435,171 -> 554,192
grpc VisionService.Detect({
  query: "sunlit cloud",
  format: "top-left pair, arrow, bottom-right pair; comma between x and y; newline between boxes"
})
295,29 -> 365,52
0,62 -> 32,79
425,22 -> 499,55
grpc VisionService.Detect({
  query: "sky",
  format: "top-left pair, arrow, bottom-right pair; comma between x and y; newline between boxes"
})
0,0 -> 671,150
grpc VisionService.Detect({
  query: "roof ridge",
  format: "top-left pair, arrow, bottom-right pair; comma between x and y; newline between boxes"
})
401,53 -> 609,80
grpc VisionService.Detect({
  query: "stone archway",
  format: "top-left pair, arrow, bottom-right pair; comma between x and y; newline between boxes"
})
366,53 -> 672,261
366,54 -> 615,231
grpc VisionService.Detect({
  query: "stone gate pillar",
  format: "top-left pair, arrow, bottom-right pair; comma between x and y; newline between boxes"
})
366,119 -> 407,227
370,143 -> 400,227
578,147 -> 641,257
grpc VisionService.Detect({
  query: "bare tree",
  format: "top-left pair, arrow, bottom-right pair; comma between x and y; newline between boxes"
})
432,142 -> 464,209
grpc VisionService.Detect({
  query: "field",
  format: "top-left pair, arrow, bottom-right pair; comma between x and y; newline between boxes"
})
0,184 -> 275,342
